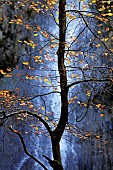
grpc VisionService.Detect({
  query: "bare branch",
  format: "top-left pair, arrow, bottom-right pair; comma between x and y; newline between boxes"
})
66,18 -> 77,31
76,92 -> 93,122
65,10 -> 99,15
67,78 -> 112,89
68,26 -> 87,50
66,10 -> 113,54
50,10 -> 59,27
40,96 -> 47,115
28,91 -> 61,100
78,12 -> 113,54
9,126 -> 48,170
0,110 -> 52,137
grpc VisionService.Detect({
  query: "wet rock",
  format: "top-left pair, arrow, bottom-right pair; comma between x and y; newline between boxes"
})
0,1 -> 19,78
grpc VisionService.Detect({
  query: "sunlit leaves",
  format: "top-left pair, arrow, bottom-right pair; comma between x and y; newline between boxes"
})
0,89 -> 20,110
44,32 -> 49,38
66,13 -> 76,20
67,60 -> 70,65
47,0 -> 58,8
71,74 -> 75,78
34,56 -> 44,63
86,90 -> 91,96
45,116 -> 49,121
35,126 -> 38,131
34,55 -> 41,61
1,0 -> 113,151
29,104 -> 34,109
102,13 -> 113,17
37,26 -> 41,31
104,38 -> 109,42
68,96 -> 78,104
18,39 -> 37,48
26,74 -> 38,80
24,40 -> 37,48
41,106 -> 45,111
0,70 -> 7,75
22,61 -> 29,65
96,104 -> 106,111
44,54 -> 55,61
98,5 -> 105,12
90,0 -> 97,4
95,135 -> 100,139
25,24 -> 33,30
9,18 -> 23,25
34,33 -> 38,36
16,18 -> 23,24
100,113 -> 104,117
0,90 -> 10,96
96,103 -> 101,108
38,114 -> 42,117
95,15 -> 108,22
19,100 -> 25,106
97,30 -> 101,34
44,77 -> 49,82
96,44 -> 100,48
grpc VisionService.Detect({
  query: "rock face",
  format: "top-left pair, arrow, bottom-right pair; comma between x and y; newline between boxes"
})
0,1 -> 19,77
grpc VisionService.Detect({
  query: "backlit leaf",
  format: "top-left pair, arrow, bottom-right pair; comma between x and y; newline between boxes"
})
22,62 -> 29,65
34,33 -> 38,36
42,106 -> 45,111
100,114 -> 104,117
29,105 -> 34,108
35,127 -> 38,131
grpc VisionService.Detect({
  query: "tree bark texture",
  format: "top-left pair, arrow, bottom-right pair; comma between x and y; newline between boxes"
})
51,0 -> 68,169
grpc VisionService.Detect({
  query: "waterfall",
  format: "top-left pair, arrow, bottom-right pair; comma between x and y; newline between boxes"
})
16,156 -> 29,170
0,0 -> 113,169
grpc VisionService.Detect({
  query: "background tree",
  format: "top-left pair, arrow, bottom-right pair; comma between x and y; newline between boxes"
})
0,0 -> 113,169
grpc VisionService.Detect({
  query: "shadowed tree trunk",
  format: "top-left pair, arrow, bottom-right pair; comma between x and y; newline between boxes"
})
50,0 -> 67,169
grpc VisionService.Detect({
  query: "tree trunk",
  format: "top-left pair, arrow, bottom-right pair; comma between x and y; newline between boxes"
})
52,139 -> 64,170
51,0 -> 67,169
54,0 -> 68,141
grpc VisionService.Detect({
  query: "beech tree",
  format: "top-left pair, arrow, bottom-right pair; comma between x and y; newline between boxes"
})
0,0 -> 113,169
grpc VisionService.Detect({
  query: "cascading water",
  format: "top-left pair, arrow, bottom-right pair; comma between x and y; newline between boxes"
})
16,156 -> 29,170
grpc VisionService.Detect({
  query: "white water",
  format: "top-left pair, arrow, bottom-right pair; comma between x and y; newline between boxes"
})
16,156 -> 29,170
16,0 -> 95,169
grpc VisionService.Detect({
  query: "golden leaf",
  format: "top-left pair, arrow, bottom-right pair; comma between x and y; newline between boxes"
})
71,74 -> 75,78
22,61 -> 29,65
42,107 -> 45,111
100,114 -> 104,117
34,33 -> 38,36
96,136 -> 100,139
98,30 -> 101,34
39,114 -> 42,117
44,78 -> 48,82
96,44 -> 100,48
29,105 -> 34,108
45,116 -> 49,121
96,104 -> 101,108
67,60 -> 70,65
34,56 -> 41,60
35,127 -> 38,131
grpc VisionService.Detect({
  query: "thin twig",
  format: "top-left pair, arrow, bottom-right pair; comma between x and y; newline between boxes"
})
28,91 -> 61,100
